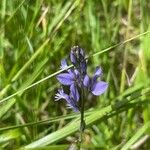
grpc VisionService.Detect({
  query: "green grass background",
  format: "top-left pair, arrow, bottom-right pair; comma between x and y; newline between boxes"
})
0,0 -> 150,149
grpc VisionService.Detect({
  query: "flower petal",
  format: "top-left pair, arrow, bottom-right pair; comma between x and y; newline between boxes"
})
80,61 -> 87,75
56,73 -> 74,85
70,51 -> 77,64
60,59 -> 68,70
91,81 -> 108,96
55,89 -> 69,101
67,103 -> 79,112
74,69 -> 79,76
83,75 -> 90,87
94,67 -> 102,77
79,47 -> 85,57
70,84 -> 79,101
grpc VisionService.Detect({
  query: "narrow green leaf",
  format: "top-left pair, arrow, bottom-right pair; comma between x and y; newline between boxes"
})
121,122 -> 150,150
0,98 -> 15,119
11,38 -> 49,82
17,58 -> 48,96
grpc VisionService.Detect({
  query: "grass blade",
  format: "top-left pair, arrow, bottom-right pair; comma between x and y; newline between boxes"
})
0,98 -> 15,119
121,122 -> 150,150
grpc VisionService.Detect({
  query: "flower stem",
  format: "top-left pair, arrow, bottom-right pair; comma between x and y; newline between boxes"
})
80,88 -> 85,142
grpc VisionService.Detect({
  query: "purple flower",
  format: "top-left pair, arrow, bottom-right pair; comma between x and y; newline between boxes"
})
60,59 -> 68,70
55,85 -> 79,112
56,70 -> 81,107
57,59 -> 82,87
83,67 -> 108,96
70,46 -> 85,64
56,72 -> 75,85
55,46 -> 108,112
70,46 -> 87,75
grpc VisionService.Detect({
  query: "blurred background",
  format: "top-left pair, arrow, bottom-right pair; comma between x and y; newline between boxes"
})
0,0 -> 150,149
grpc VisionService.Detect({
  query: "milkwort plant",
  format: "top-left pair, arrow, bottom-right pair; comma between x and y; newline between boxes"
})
55,46 -> 108,132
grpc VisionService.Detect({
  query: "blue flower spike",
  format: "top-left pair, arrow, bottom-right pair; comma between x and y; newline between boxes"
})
55,46 -> 108,112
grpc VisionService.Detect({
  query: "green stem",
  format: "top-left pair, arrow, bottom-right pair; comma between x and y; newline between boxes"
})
80,87 -> 85,144
80,88 -> 85,131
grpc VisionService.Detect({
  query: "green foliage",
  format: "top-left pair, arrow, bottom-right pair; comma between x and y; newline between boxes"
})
0,0 -> 150,149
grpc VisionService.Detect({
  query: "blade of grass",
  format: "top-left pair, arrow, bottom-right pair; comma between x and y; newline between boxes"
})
17,57 -> 49,96
90,30 -> 150,58
11,38 -> 49,82
0,0 -> 26,34
121,121 -> 150,150
0,109 -> 108,132
0,112 -> 80,132
0,98 -> 15,119
51,0 -> 79,36
120,0 -> 133,93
